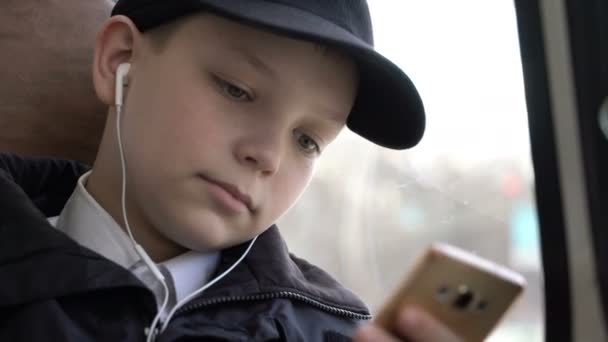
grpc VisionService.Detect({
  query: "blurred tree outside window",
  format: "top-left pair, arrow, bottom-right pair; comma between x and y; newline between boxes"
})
278,1 -> 543,341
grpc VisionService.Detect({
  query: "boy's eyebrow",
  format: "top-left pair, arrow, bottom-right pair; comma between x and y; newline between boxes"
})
227,46 -> 277,78
319,110 -> 349,127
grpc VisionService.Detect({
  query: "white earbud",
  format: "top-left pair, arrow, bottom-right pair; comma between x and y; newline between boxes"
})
115,63 -> 131,107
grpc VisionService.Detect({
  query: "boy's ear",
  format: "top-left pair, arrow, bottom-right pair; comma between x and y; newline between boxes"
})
93,15 -> 141,106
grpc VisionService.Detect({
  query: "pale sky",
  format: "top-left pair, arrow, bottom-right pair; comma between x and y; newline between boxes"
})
360,1 -> 531,173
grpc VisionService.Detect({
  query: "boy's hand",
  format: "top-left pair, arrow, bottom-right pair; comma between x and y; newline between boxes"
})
353,307 -> 463,342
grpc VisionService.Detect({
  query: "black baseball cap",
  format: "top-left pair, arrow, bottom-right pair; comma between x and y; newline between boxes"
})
112,0 -> 425,150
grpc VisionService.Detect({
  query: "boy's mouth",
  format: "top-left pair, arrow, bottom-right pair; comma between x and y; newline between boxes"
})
197,174 -> 254,212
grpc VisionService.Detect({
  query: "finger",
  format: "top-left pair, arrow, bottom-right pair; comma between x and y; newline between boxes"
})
352,324 -> 401,342
395,307 -> 464,342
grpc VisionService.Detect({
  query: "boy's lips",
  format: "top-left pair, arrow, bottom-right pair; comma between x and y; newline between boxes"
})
198,174 -> 254,212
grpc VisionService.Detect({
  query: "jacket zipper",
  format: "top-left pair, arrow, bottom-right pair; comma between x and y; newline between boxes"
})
174,290 -> 372,320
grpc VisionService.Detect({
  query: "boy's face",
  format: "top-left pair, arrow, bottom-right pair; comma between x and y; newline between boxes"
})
92,14 -> 358,254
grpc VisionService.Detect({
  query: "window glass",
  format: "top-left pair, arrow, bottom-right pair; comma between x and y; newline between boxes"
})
278,1 -> 543,341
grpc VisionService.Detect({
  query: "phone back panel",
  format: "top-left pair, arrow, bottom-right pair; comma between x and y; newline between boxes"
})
375,243 -> 525,341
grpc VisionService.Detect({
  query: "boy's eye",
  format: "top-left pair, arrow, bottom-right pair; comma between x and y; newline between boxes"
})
225,84 -> 247,99
215,77 -> 253,101
294,131 -> 320,156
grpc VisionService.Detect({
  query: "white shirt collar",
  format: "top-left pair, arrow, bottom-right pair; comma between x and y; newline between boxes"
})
49,171 -> 220,307
53,171 -> 140,269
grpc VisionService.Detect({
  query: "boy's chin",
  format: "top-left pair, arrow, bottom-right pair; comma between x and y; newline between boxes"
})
159,209 -> 264,252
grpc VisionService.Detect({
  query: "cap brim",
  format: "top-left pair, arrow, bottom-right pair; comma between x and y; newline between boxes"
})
113,0 -> 425,149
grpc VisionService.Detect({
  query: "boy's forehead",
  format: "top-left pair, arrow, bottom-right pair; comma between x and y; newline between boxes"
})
145,14 -> 356,124
171,14 -> 356,81
171,14 -> 324,54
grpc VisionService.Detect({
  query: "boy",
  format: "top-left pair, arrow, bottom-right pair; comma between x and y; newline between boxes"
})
0,1 -> 461,341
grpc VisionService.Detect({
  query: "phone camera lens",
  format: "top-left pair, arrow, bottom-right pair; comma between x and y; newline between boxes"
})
435,285 -> 451,302
452,285 -> 475,310
476,299 -> 488,311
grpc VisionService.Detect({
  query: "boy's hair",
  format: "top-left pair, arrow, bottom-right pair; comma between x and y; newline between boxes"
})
112,0 -> 427,150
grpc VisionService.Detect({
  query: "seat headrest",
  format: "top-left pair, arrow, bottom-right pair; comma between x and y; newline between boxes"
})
0,0 -> 114,163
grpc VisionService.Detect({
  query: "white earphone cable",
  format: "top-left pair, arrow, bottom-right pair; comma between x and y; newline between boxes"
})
116,104 -> 170,342
159,235 -> 258,332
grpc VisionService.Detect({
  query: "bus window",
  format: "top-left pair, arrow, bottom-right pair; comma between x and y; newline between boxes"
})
278,1 -> 543,341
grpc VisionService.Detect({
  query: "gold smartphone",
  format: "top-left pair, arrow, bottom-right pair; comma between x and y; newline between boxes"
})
374,243 -> 526,342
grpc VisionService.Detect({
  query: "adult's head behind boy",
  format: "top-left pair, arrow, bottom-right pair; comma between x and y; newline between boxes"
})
0,0 -> 112,162
85,0 -> 459,341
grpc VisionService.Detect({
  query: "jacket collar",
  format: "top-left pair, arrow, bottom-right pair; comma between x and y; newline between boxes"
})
0,154 -> 149,309
203,226 -> 370,315
0,154 -> 369,316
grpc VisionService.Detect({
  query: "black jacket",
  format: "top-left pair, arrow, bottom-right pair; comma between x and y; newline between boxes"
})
0,154 -> 371,341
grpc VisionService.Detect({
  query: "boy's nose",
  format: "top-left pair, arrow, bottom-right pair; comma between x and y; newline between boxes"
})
234,136 -> 282,176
